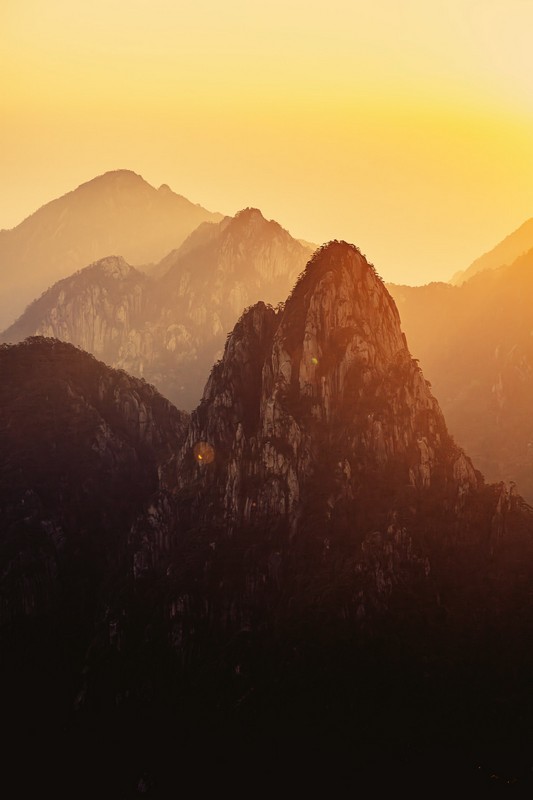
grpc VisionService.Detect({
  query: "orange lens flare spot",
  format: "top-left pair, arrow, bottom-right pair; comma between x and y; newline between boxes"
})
193,441 -> 215,464
311,356 -> 318,365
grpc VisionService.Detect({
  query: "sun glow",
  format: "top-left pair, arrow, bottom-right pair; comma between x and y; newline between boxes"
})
2,1 -> 532,284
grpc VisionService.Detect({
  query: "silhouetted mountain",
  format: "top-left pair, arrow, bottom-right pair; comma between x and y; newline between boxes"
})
2,209 -> 313,409
389,246 -> 533,501
451,216 -> 533,284
0,170 -> 222,329
0,336 -> 189,791
2,246 -> 532,792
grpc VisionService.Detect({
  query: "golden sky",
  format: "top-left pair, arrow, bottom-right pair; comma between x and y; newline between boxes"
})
2,0 -> 532,284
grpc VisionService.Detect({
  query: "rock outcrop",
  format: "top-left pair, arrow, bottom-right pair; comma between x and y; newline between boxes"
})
175,241 -> 479,537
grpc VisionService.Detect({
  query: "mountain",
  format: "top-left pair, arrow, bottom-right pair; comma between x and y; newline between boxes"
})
2,245 -> 533,791
0,336 -> 188,624
451,216 -> 533,284
2,209 -> 313,410
0,337 -> 189,791
124,242 -> 531,783
0,170 -> 222,329
389,246 -> 533,501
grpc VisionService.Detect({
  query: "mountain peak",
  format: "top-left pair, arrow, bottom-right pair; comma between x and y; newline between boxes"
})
90,255 -> 133,279
0,171 -> 222,329
285,240 -> 389,318
234,207 -> 265,222
78,169 -> 147,191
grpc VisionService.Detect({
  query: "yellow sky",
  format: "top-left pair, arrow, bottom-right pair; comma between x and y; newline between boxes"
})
1,0 -> 532,284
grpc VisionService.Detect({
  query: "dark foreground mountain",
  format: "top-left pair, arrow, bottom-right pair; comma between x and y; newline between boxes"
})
2,246 -> 533,793
0,338 -> 189,790
0,169 -> 222,329
389,246 -> 533,502
2,209 -> 312,409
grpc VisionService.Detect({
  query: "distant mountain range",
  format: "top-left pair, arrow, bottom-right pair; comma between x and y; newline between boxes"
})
2,169 -> 533,503
450,216 -> 533,284
2,207 -> 312,410
0,169 -> 222,329
390,245 -> 533,501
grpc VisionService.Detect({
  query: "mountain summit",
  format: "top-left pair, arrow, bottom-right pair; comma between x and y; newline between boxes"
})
0,170 -> 222,329
172,240 -> 479,545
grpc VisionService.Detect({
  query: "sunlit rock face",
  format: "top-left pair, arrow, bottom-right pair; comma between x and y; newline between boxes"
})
129,241 -> 492,629
2,210 -> 312,410
175,242 -> 479,536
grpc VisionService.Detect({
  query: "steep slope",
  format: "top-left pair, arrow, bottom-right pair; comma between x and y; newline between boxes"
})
0,169 -> 222,329
175,242 -> 478,535
389,246 -> 533,501
2,256 -> 149,363
451,216 -> 533,284
0,336 -> 188,623
2,209 -> 313,410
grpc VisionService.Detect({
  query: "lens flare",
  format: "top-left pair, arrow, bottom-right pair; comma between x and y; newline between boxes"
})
193,441 -> 215,464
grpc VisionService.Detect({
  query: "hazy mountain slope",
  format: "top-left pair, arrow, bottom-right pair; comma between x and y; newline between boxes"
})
451,216 -> 533,284
389,247 -> 533,500
2,209 -> 313,410
0,169 -> 222,329
2,256 -> 149,362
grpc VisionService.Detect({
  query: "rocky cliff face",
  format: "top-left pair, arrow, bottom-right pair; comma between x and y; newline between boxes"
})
0,169 -> 222,329
176,242 -> 478,536
126,243 -> 501,648
2,209 -> 313,410
114,241 -> 532,788
3,256 -> 149,365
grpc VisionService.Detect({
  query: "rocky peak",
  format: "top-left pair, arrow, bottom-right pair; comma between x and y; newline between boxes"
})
91,255 -> 135,279
229,207 -> 288,242
274,241 -> 406,416
233,206 -> 266,224
174,241 -> 479,540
